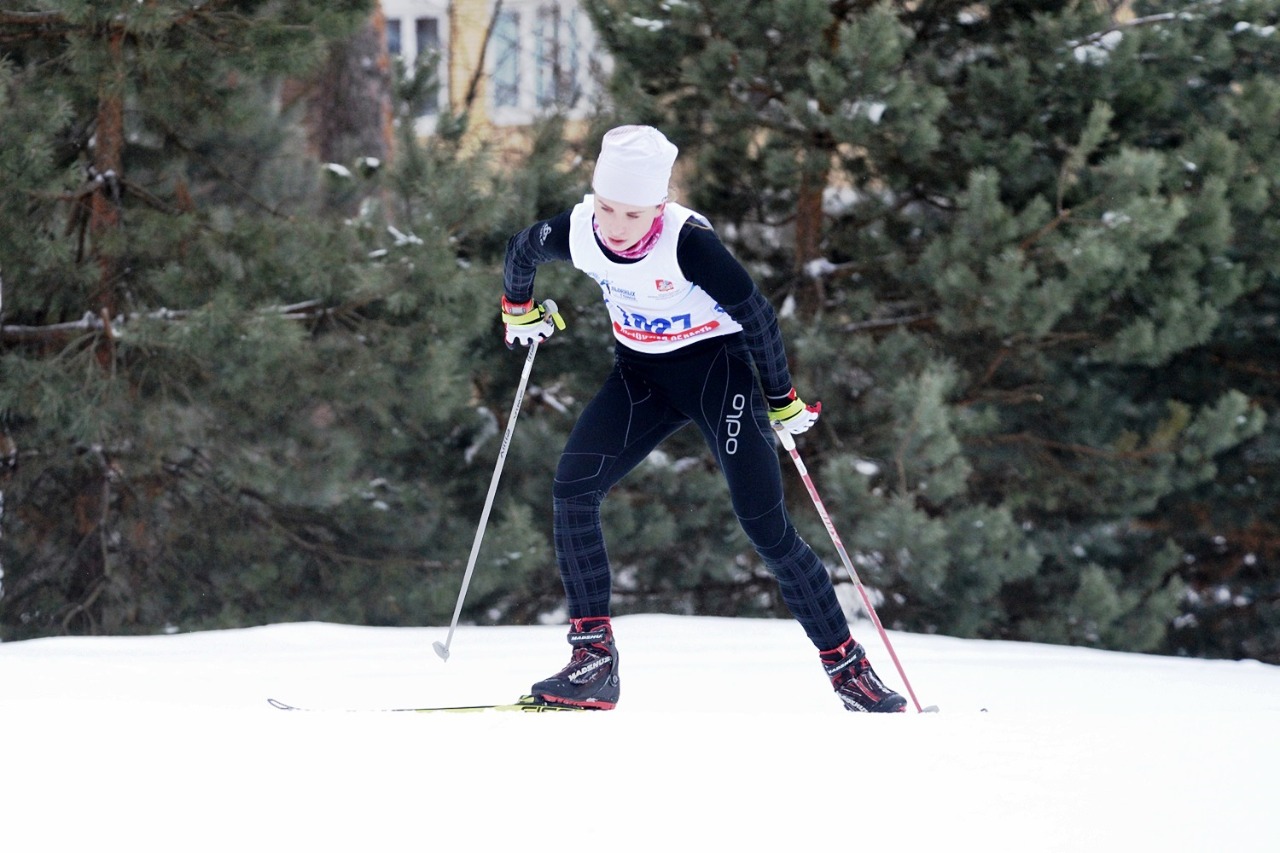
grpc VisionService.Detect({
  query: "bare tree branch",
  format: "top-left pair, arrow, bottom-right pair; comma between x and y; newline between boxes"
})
462,0 -> 503,112
1066,0 -> 1220,48
1,300 -> 342,345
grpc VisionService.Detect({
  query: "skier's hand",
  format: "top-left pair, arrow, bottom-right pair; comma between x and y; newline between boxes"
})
502,296 -> 566,348
768,388 -> 821,435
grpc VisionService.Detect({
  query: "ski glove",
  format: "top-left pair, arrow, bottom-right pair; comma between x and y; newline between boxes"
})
502,296 -> 566,349
768,388 -> 822,435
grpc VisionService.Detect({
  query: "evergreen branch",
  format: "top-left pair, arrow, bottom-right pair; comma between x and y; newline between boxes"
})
1,301 -> 342,345
167,0 -> 246,28
842,311 -> 934,332
0,543 -> 68,610
1020,207 -> 1073,251
0,9 -> 70,44
0,10 -> 63,24
60,574 -> 109,633
977,431 -> 1171,461
7,452 -> 118,631
959,386 -> 1049,407
894,396 -> 924,494
1211,352 -> 1280,384
1,312 -> 110,343
60,446 -> 119,633
118,176 -> 187,218
227,482 -> 445,571
154,121 -> 294,218
1065,0 -> 1219,48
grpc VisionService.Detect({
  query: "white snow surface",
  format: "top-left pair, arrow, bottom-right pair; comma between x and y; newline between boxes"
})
3,614 -> 1277,851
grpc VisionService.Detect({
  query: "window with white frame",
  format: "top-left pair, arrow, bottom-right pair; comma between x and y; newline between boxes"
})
382,0 -> 448,126
488,0 -> 603,126
491,9 -> 521,110
386,17 -> 403,56
534,3 -> 581,109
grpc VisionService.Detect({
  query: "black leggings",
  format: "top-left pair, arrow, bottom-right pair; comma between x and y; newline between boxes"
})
551,336 -> 850,651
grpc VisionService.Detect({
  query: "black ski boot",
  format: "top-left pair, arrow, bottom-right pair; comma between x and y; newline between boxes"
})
531,616 -> 620,710
820,637 -> 907,713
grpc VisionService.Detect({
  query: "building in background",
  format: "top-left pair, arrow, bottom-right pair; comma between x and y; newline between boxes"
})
380,0 -> 606,139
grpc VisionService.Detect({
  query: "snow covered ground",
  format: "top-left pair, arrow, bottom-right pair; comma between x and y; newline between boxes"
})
3,614 -> 1277,851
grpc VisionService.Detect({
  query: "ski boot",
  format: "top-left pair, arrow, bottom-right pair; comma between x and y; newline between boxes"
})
821,637 -> 907,713
531,616 -> 620,710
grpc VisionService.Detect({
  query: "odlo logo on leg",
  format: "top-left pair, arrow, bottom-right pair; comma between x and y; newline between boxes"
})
724,393 -> 746,455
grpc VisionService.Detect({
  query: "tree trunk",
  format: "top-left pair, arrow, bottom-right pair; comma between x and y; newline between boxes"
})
303,13 -> 394,170
794,154 -> 828,315
90,24 -> 126,368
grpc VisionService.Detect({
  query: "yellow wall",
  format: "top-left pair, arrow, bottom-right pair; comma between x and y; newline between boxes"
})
447,0 -> 490,129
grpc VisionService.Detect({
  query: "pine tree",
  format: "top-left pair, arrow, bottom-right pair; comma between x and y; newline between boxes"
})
585,0 -> 1280,657
0,1 -> 527,637
0,1 -> 377,635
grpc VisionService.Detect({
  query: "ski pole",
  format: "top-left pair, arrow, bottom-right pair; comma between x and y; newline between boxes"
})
773,425 -> 936,713
433,301 -> 560,662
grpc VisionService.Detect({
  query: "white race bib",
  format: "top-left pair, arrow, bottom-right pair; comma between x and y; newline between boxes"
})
568,197 -> 743,353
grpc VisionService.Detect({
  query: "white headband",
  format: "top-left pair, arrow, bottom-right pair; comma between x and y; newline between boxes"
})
592,125 -> 678,206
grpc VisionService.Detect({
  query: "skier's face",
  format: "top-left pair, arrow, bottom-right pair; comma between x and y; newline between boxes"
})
593,196 -> 664,252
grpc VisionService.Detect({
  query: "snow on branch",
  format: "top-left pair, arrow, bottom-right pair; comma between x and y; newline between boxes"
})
1066,0 -> 1222,51
0,300 -> 336,345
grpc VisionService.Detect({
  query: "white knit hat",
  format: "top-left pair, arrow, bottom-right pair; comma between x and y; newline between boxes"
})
592,125 -> 678,206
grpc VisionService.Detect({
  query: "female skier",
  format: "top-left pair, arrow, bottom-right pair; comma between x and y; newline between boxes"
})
501,125 -> 905,713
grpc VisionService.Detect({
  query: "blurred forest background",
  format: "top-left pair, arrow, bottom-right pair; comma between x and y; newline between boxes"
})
2,0 -> 1278,663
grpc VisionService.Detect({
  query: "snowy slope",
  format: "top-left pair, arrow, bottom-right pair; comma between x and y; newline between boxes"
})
2,614 -> 1277,852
